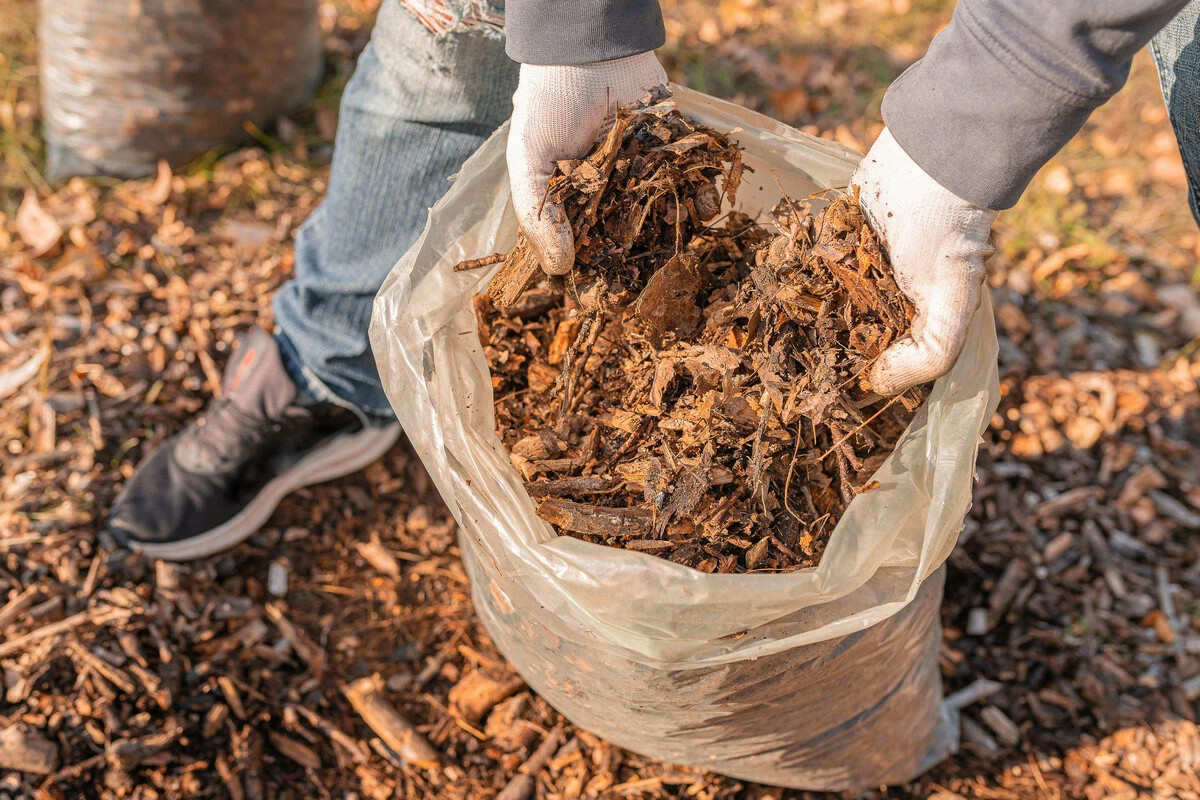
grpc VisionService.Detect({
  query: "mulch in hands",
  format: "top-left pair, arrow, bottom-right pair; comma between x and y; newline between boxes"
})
472,90 -> 922,573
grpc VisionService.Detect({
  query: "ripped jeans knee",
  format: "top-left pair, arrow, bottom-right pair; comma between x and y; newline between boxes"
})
399,0 -> 505,38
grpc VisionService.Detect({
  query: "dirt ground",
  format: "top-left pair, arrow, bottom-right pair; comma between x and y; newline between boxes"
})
2,1 -> 1199,798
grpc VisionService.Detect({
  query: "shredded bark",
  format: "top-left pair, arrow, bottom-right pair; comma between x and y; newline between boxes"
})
469,89 -> 925,573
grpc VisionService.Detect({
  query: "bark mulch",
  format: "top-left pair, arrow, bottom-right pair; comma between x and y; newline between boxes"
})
3,25 -> 1200,800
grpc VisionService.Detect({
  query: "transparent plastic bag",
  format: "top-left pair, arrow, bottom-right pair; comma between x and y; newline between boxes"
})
370,86 -> 1000,791
37,0 -> 322,181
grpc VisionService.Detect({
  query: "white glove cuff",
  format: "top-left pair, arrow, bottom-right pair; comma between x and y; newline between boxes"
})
513,53 -> 667,159
516,52 -> 666,99
853,128 -> 997,278
508,51 -> 666,275
852,127 -> 998,395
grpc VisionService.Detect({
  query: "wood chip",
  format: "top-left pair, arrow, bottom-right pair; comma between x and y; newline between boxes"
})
0,723 -> 59,774
448,666 -> 525,722
343,675 -> 441,770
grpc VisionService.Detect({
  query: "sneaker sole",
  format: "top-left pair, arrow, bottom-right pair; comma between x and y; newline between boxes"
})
133,423 -> 402,561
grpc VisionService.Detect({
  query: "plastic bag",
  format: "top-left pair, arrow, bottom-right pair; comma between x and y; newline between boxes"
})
37,0 -> 322,181
370,86 -> 1000,791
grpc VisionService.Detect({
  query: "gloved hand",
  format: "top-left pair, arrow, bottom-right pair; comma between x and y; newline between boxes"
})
507,52 -> 667,275
852,128 -> 998,396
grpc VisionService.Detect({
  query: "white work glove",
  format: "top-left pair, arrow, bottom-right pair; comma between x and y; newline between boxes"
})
507,52 -> 667,275
852,128 -> 998,396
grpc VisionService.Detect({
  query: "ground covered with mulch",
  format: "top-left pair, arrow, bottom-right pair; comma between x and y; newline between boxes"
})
3,1 -> 1200,798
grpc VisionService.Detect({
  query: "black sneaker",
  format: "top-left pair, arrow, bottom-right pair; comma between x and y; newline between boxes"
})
107,329 -> 400,560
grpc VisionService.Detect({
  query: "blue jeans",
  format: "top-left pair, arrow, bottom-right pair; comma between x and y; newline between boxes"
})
1151,1 -> 1200,223
274,0 -> 516,416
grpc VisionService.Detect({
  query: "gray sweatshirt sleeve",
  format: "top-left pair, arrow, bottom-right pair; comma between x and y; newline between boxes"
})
883,0 -> 1189,210
506,0 -> 665,66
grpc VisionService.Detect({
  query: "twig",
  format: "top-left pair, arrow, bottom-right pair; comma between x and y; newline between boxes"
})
453,253 -> 505,272
816,394 -> 904,461
0,585 -> 39,630
494,728 -> 567,800
342,674 -> 442,770
39,754 -> 106,787
782,417 -> 806,522
69,640 -> 137,694
0,606 -> 133,658
289,704 -> 370,764
264,602 -> 324,675
944,678 -> 1004,709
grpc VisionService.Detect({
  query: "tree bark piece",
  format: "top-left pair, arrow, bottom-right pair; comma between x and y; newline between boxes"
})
0,723 -> 59,774
342,675 -> 441,770
487,244 -> 543,310
535,498 -> 653,538
448,667 -> 525,722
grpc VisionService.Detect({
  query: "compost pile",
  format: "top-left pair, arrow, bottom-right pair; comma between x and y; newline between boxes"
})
471,90 -> 925,574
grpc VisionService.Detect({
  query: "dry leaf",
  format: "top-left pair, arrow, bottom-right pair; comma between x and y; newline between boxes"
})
16,191 -> 63,257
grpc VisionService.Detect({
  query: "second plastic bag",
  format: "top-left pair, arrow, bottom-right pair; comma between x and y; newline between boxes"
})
370,86 -> 1000,791
38,0 -> 322,181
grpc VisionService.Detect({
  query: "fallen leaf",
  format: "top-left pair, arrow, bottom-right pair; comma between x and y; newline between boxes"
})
16,191 -> 63,257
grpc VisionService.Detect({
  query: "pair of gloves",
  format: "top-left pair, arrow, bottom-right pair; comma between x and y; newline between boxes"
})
507,53 -> 997,397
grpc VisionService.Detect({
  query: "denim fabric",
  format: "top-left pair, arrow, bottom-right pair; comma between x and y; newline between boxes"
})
274,0 -> 517,416
1151,1 -> 1200,223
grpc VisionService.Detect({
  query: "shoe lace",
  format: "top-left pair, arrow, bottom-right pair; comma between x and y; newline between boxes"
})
180,397 -> 288,469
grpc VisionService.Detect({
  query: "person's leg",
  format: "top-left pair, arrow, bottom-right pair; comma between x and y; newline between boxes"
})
108,1 -> 518,556
1150,1 -> 1200,224
274,0 -> 518,416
